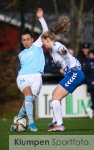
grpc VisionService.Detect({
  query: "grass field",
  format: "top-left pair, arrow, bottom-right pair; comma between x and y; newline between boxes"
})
0,117 -> 94,150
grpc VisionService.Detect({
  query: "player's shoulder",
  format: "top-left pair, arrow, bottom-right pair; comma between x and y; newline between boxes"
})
18,48 -> 28,58
54,41 -> 62,46
33,41 -> 42,47
18,49 -> 25,56
32,43 -> 43,51
18,50 -> 23,57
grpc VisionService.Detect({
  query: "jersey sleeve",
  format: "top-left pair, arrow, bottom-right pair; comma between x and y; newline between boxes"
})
39,17 -> 48,33
55,42 -> 67,53
33,17 -> 48,47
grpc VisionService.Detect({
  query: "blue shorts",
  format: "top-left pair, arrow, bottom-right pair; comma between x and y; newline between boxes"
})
59,68 -> 85,93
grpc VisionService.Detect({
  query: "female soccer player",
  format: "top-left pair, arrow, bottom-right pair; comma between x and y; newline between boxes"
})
41,16 -> 85,132
11,8 -> 48,132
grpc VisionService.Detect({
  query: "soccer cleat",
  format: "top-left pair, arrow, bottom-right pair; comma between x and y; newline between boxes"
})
48,125 -> 65,132
28,123 -> 38,132
48,122 -> 57,128
86,107 -> 93,119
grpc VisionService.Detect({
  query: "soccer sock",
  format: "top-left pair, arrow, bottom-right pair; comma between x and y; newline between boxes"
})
52,111 -> 56,123
25,95 -> 34,125
18,106 -> 26,118
50,100 -> 56,123
51,100 -> 63,125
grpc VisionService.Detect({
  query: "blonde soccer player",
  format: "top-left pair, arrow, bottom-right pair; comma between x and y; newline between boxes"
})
41,16 -> 85,132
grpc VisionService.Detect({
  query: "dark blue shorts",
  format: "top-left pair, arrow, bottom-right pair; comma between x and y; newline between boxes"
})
59,68 -> 85,93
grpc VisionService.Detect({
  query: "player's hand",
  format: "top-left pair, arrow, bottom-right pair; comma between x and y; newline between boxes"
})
36,8 -> 43,19
58,48 -> 67,55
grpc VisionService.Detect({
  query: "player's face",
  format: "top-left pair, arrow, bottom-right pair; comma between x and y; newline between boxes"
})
82,48 -> 89,56
42,38 -> 53,49
21,34 -> 34,48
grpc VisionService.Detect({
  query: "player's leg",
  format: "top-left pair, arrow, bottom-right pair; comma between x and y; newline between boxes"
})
10,75 -> 37,131
23,86 -> 38,131
23,86 -> 34,124
17,92 -> 35,119
87,90 -> 94,119
27,74 -> 42,131
48,86 -> 68,129
16,75 -> 38,131
17,102 -> 26,118
48,110 -> 57,128
15,76 -> 26,119
48,85 -> 68,132
48,70 -> 85,131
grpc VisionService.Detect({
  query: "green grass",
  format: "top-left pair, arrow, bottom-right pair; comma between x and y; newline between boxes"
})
0,117 -> 94,150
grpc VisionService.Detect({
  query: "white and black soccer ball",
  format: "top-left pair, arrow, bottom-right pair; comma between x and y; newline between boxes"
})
12,117 -> 27,132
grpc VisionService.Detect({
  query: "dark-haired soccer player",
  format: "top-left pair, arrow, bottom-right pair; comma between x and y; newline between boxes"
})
11,8 -> 48,132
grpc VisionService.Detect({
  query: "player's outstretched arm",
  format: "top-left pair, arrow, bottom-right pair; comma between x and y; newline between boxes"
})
34,8 -> 48,47
37,8 -> 48,32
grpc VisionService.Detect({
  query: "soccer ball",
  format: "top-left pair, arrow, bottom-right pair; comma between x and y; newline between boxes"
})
11,116 -> 27,132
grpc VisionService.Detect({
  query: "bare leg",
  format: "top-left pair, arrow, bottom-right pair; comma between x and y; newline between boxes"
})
52,85 -> 69,100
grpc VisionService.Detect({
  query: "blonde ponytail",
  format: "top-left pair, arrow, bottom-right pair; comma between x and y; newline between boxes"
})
41,16 -> 70,41
51,16 -> 71,35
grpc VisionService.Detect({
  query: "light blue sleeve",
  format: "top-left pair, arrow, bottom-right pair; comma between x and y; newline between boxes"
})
33,17 -> 48,47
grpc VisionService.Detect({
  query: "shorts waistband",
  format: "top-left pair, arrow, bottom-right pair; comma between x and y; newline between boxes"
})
70,66 -> 81,71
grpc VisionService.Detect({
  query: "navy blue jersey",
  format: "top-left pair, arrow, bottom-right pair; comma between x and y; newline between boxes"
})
83,58 -> 94,91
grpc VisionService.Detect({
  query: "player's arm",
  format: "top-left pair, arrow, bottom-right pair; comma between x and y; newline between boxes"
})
37,8 -> 48,32
34,8 -> 48,47
57,43 -> 67,55
58,48 -> 67,55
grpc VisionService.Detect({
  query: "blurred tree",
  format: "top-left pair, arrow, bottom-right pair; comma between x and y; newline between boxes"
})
0,0 -> 41,32
62,0 -> 94,55
70,0 -> 84,55
53,0 -> 59,16
0,53 -> 21,100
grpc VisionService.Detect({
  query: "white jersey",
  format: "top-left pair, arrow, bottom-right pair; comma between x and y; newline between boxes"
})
51,42 -> 81,73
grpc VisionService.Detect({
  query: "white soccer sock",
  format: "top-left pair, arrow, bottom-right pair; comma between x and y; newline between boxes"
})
51,100 -> 63,125
52,111 -> 56,123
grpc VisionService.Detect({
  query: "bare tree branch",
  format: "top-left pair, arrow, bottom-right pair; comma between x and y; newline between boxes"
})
75,0 -> 84,55
4,0 -> 17,10
53,0 -> 59,16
